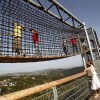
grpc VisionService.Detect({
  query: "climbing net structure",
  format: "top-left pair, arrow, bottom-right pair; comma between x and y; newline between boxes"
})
0,0 -> 98,63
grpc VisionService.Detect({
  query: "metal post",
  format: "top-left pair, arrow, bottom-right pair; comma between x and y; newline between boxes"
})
83,22 -> 94,62
81,54 -> 87,69
91,28 -> 100,79
52,86 -> 58,100
92,28 -> 100,59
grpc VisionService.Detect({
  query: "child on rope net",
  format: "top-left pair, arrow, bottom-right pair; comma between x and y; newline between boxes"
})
30,28 -> 40,56
70,35 -> 78,54
12,22 -> 26,56
62,38 -> 68,56
8,22 -> 25,56
2,22 -> 25,56
84,61 -> 100,99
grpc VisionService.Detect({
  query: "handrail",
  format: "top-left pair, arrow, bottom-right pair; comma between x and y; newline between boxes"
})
0,72 -> 86,100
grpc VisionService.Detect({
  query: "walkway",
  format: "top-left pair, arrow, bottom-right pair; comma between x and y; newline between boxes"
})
89,94 -> 100,100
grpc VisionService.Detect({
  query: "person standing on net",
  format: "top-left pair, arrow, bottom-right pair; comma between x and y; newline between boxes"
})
70,35 -> 78,54
12,22 -> 25,56
62,38 -> 68,56
84,61 -> 100,98
30,28 -> 40,56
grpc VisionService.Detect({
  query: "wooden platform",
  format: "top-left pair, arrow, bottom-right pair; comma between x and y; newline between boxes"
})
0,55 -> 66,63
89,94 -> 100,100
0,49 -> 90,63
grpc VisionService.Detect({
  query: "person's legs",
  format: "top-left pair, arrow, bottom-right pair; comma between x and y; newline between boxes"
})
17,37 -> 22,56
87,54 -> 92,61
35,43 -> 39,55
72,45 -> 75,53
12,37 -> 19,56
37,43 -> 40,55
0,50 -> 2,55
98,88 -> 100,94
63,46 -> 67,56
83,42 -> 87,51
65,49 -> 67,56
73,45 -> 78,53
81,43 -> 83,51
93,90 -> 98,98
14,37 -> 25,56
75,45 -> 78,53
92,43 -> 95,48
67,46 -> 69,55
18,37 -> 26,56
16,48 -> 20,55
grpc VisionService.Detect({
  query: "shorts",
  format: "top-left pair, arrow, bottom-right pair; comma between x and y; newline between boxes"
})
12,37 -> 22,52
81,42 -> 86,47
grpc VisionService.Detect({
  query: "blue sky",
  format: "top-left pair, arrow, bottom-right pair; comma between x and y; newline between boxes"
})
58,0 -> 100,38
0,0 -> 100,75
0,55 -> 83,75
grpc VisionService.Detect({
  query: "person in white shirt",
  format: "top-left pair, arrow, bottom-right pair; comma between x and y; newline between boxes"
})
85,61 -> 100,98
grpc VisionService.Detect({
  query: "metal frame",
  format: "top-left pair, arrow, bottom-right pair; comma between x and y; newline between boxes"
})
52,86 -> 58,100
0,0 -> 90,63
92,28 -> 100,58
24,0 -> 84,28
83,22 -> 94,61
87,27 -> 100,60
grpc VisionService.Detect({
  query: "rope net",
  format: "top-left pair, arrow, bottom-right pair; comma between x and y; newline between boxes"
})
0,0 -> 89,62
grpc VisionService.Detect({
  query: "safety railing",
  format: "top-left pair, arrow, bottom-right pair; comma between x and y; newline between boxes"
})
32,76 -> 90,100
0,72 -> 91,100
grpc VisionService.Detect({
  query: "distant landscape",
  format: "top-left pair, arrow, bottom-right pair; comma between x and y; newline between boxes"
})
0,66 -> 84,99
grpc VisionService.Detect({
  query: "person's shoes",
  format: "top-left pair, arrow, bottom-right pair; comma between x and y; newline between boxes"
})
94,94 -> 98,98
98,93 -> 100,96
23,53 -> 26,57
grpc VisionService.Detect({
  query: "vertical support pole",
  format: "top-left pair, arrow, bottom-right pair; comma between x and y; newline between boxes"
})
92,28 -> 100,59
77,34 -> 81,52
52,86 -> 58,100
81,54 -> 86,69
83,22 -> 94,62
91,28 -> 100,79
72,18 -> 75,27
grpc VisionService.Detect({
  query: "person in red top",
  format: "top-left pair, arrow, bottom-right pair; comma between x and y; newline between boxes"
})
30,28 -> 39,55
71,35 -> 78,53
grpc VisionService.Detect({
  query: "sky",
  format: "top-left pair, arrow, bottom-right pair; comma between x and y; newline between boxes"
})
0,55 -> 83,75
57,0 -> 100,38
0,0 -> 100,75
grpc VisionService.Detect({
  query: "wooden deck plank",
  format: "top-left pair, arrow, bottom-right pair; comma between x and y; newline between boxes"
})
0,49 -> 89,63
89,94 -> 100,100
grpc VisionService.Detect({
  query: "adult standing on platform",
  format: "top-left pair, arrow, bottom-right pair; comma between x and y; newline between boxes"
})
85,61 -> 100,98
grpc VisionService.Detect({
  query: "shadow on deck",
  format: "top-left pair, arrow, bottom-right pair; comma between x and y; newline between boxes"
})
89,94 -> 100,100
